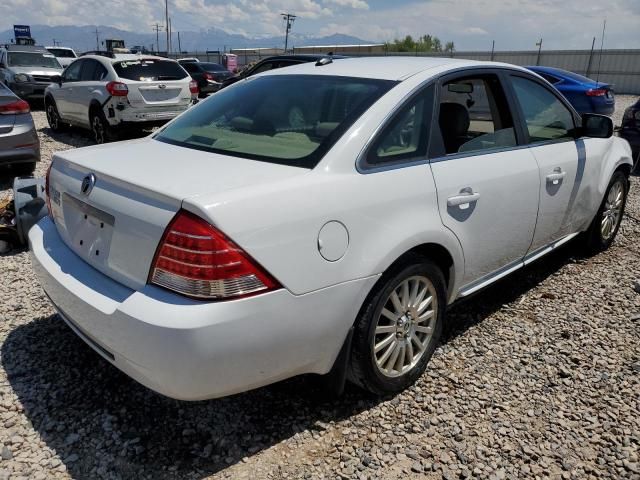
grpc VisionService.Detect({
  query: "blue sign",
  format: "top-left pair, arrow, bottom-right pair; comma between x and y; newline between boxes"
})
13,25 -> 31,39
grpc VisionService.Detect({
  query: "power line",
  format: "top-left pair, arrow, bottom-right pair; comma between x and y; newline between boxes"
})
281,12 -> 296,52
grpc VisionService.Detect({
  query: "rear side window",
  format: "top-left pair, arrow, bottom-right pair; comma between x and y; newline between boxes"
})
366,85 -> 434,165
48,48 -> 76,58
510,76 -> 576,143
113,59 -> 188,81
539,73 -> 561,84
155,75 -> 395,168
80,60 -> 108,81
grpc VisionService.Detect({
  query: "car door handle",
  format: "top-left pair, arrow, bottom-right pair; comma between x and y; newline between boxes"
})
447,188 -> 481,207
546,168 -> 566,185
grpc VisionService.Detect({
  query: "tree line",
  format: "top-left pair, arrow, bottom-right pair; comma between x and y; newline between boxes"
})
385,35 -> 455,53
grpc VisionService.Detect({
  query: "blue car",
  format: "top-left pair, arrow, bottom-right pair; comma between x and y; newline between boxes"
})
526,66 -> 615,115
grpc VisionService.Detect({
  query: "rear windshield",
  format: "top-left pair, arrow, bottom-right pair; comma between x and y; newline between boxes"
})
552,69 -> 596,84
200,62 -> 226,71
7,52 -> 61,68
47,48 -> 76,58
155,75 -> 395,168
114,59 -> 188,81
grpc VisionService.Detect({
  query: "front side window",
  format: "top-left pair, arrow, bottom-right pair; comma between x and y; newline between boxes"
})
7,52 -> 61,69
435,75 -> 517,155
155,75 -> 395,168
250,62 -> 275,75
366,84 -> 434,165
113,59 -> 188,81
510,75 -> 576,143
62,60 -> 83,82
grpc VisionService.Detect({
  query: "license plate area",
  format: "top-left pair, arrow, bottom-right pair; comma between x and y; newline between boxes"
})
62,193 -> 115,267
139,88 -> 181,102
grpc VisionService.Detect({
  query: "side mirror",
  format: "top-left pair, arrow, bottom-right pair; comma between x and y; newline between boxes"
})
581,113 -> 613,138
51,75 -> 62,85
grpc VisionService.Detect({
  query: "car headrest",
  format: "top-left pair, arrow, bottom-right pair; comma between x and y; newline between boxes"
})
439,102 -> 470,137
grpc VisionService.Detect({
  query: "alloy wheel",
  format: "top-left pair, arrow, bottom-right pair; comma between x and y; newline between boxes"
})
372,275 -> 437,377
600,179 -> 624,240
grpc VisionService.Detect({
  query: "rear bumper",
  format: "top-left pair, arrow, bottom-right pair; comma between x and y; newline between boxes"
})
0,120 -> 40,166
114,105 -> 191,124
29,217 -> 376,400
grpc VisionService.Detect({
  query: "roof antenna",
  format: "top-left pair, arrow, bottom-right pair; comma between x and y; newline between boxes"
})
595,18 -> 606,87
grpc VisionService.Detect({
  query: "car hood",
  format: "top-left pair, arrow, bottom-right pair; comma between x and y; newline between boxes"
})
9,66 -> 63,76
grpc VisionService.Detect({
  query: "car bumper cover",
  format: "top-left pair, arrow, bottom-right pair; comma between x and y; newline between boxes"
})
29,217 -> 377,400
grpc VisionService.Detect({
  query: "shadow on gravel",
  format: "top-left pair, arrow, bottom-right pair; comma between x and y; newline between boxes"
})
39,125 -> 152,149
2,243 -> 579,479
2,315 -> 381,479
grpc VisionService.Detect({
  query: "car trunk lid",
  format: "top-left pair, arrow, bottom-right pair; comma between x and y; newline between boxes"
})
47,138 -> 305,290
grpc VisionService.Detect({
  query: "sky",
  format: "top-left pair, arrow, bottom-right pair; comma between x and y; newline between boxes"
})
1,0 -> 639,50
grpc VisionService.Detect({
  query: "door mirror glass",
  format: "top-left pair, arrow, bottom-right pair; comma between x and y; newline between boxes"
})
581,113 -> 613,138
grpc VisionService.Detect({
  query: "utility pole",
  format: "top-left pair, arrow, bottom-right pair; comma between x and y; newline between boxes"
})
535,38 -> 543,66
153,23 -> 163,54
168,18 -> 172,55
94,27 -> 100,51
165,0 -> 170,55
281,13 -> 296,52
490,39 -> 495,61
177,31 -> 181,53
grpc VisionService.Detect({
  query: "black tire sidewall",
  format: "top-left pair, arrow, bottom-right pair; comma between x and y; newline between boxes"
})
90,109 -> 112,144
45,98 -> 62,132
350,257 -> 446,395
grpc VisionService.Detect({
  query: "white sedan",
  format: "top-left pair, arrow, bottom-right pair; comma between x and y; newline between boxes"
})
30,57 -> 632,400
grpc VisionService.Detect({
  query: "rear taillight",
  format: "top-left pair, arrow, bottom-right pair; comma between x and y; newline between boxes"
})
106,81 -> 129,96
189,80 -> 199,94
45,163 -> 53,221
204,72 -> 215,81
586,88 -> 607,97
149,210 -> 280,300
0,99 -> 30,115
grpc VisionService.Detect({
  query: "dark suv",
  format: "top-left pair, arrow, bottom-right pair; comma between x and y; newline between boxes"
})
0,44 -> 63,100
618,99 -> 640,170
221,54 -> 345,90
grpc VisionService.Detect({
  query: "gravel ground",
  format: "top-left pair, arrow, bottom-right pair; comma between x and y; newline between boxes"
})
0,98 -> 639,480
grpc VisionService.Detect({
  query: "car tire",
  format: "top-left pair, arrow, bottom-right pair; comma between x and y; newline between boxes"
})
348,254 -> 446,395
45,98 -> 67,133
90,109 -> 116,145
582,170 -> 628,254
12,162 -> 36,177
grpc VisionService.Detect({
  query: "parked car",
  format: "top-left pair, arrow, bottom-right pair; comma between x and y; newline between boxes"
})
31,57 -> 632,401
44,54 -> 198,144
526,66 -> 615,115
0,82 -> 39,174
0,44 -> 63,100
45,46 -> 77,68
618,98 -> 640,170
220,54 -> 345,89
179,62 -> 233,96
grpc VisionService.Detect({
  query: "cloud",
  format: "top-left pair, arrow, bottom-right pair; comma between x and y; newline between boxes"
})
323,0 -> 369,10
462,27 -> 489,35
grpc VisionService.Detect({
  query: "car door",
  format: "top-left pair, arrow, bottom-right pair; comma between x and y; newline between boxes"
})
73,59 -> 109,126
506,73 -> 585,253
429,71 -> 540,293
56,59 -> 83,121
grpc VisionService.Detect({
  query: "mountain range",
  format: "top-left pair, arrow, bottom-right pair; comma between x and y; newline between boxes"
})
0,24 -> 373,53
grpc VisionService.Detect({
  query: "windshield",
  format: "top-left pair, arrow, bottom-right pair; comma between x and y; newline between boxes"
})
155,75 -> 395,168
114,59 -> 188,81
47,48 -> 76,58
7,52 -> 61,68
